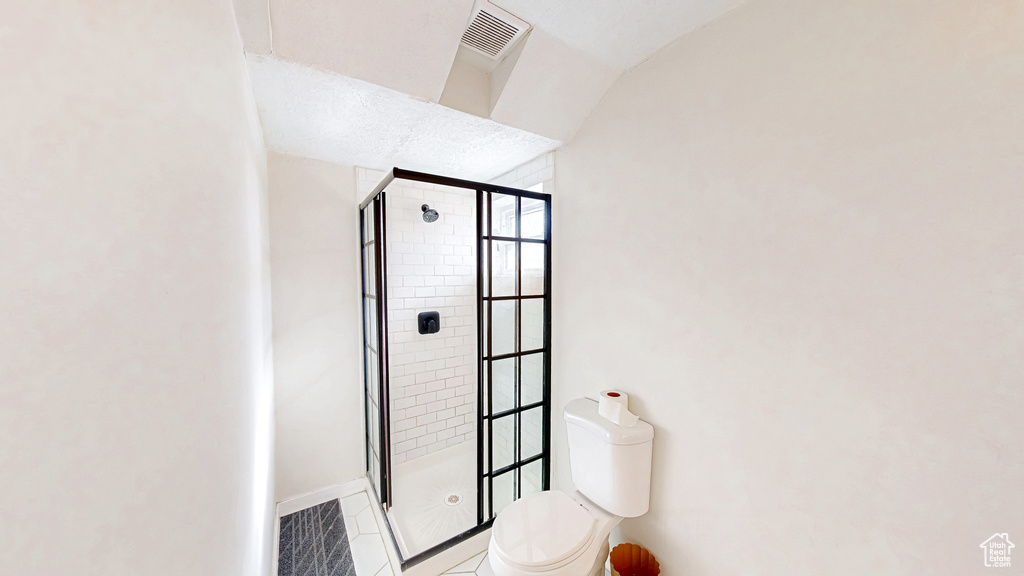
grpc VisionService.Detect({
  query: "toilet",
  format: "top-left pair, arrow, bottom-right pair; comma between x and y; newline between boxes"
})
488,397 -> 655,576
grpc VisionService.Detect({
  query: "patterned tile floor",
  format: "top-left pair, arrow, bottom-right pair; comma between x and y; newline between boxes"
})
338,492 -> 396,576
439,552 -> 613,576
439,550 -> 494,576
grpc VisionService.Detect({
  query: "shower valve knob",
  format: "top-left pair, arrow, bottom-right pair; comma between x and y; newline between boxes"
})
418,311 -> 440,335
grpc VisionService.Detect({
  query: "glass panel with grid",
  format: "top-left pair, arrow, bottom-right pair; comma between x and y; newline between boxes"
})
480,190 -> 550,521
360,201 -> 384,502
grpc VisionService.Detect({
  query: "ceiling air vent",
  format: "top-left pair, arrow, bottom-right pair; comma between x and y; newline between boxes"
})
460,1 -> 530,60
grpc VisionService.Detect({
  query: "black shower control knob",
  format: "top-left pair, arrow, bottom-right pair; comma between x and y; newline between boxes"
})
418,311 -> 440,335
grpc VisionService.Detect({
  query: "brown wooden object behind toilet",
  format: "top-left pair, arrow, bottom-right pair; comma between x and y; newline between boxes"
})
610,543 -> 660,576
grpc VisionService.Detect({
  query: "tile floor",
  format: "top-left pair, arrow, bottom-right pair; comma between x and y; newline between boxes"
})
438,550 -> 494,576
438,552 -> 613,576
339,491 -> 396,576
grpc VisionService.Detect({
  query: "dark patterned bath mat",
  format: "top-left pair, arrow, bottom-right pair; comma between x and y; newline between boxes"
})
278,499 -> 355,576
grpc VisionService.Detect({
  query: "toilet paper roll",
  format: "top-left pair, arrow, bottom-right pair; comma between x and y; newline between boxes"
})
601,389 -> 629,410
598,390 -> 640,427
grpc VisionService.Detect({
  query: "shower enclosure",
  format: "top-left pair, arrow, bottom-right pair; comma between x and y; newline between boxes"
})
359,168 -> 552,569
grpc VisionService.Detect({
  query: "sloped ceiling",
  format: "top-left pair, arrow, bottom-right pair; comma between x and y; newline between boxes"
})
489,29 -> 620,143
235,0 -> 743,173
492,0 -> 745,70
269,0 -> 476,103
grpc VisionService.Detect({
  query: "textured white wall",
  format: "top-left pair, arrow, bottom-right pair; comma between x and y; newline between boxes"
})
268,153 -> 367,501
0,1 -> 274,574
553,0 -> 1024,574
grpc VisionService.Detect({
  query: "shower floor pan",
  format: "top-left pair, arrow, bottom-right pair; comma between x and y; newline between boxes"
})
386,441 -> 477,558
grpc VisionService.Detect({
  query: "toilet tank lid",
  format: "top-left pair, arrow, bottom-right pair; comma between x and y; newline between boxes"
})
564,398 -> 654,445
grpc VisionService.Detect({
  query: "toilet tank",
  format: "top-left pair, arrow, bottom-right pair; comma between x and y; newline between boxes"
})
564,397 -> 654,518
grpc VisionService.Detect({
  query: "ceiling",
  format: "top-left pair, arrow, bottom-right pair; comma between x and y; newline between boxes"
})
235,0 -> 742,175
247,54 -> 560,181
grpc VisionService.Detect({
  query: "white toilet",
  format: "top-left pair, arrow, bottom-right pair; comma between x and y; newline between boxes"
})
488,397 -> 655,576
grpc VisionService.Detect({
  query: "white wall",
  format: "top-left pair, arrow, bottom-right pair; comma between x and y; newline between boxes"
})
232,0 -> 272,54
268,153 -> 367,501
552,0 -> 1023,574
0,2 -> 274,575
383,181 -> 478,464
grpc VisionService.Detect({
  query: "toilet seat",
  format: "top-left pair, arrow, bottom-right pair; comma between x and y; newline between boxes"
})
492,491 -> 600,571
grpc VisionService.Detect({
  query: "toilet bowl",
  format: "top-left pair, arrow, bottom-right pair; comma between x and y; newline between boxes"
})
487,397 -> 655,576
488,490 -> 619,576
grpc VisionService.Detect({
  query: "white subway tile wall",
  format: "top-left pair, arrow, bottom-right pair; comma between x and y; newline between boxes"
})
358,169 -> 478,464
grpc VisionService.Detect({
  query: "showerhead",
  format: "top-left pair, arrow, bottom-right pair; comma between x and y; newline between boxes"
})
421,204 -> 439,223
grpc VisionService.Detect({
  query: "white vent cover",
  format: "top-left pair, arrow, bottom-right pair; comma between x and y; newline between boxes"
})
460,1 -> 530,60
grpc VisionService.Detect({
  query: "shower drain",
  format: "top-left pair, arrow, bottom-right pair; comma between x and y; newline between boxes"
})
444,493 -> 463,507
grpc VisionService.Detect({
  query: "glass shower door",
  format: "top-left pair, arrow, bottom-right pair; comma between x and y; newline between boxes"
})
478,189 -> 551,522
361,194 -> 391,507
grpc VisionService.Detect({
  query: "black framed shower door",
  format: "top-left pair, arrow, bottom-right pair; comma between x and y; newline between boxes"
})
360,193 -> 391,508
359,168 -> 552,570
